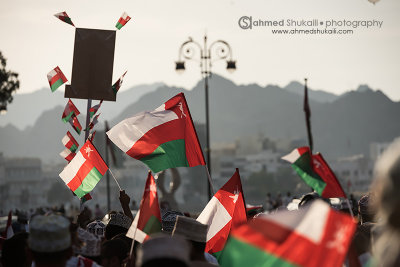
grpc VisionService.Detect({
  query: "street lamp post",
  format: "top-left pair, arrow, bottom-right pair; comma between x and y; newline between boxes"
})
175,35 -> 236,200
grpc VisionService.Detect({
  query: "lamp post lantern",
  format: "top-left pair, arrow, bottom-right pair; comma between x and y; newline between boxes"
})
175,35 -> 236,200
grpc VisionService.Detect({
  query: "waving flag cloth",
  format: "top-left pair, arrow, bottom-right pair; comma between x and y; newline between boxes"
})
126,171 -> 162,242
282,147 -> 346,198
112,71 -> 127,95
1,211 -> 14,239
62,131 -> 79,153
59,140 -> 108,198
62,99 -> 80,123
197,169 -> 247,257
60,148 -> 76,162
54,11 -> 75,27
85,113 -> 100,132
107,93 -> 206,173
89,100 -> 103,118
115,12 -> 131,30
219,200 -> 356,267
70,115 -> 82,135
81,193 -> 92,204
47,66 -> 68,92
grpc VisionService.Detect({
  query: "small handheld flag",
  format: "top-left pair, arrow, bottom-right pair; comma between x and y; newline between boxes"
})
112,71 -> 127,95
70,115 -> 83,135
282,147 -> 346,198
62,99 -> 80,123
115,12 -> 131,30
54,11 -> 75,27
62,131 -> 79,153
89,100 -> 103,118
59,140 -> 108,198
60,148 -> 76,162
47,66 -> 67,92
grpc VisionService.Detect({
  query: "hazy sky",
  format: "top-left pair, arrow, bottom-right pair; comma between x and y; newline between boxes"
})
0,0 -> 399,99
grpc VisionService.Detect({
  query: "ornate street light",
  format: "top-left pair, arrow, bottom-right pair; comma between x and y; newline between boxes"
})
175,35 -> 236,199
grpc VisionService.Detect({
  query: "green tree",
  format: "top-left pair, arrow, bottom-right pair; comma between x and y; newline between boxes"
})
0,51 -> 20,113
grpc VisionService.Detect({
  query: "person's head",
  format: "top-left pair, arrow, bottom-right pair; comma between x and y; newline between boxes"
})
161,210 -> 184,234
28,214 -> 72,267
104,212 -> 132,240
1,232 -> 31,267
136,234 -> 190,267
86,220 -> 106,239
74,227 -> 101,262
371,139 -> 400,266
172,216 -> 208,260
373,139 -> 400,228
101,239 -> 129,267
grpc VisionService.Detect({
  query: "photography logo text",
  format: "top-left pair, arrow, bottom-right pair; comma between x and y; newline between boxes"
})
238,16 -> 383,35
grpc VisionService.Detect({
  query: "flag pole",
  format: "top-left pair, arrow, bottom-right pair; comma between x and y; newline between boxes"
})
105,122 -> 111,212
108,168 -> 122,191
129,227 -> 138,258
303,78 -> 313,153
80,99 -> 93,211
204,165 -> 215,196
345,198 -> 354,217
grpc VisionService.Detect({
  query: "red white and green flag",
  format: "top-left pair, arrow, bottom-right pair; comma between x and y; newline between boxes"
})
126,171 -> 162,242
115,12 -> 131,30
107,93 -> 206,173
59,140 -> 108,198
62,99 -> 80,123
47,66 -> 68,92
70,115 -> 83,135
62,131 -> 79,153
89,100 -> 103,118
218,200 -> 356,267
197,169 -> 247,256
282,147 -> 346,198
60,148 -> 76,162
85,113 -> 100,132
54,11 -> 75,27
81,193 -> 92,204
111,71 -> 127,95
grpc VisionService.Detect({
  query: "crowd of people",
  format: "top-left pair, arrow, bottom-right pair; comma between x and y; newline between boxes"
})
1,139 -> 400,267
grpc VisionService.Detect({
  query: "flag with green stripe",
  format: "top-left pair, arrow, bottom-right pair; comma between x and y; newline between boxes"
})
106,93 -> 206,173
54,11 -> 75,27
219,200 -> 356,267
115,12 -> 131,30
282,147 -> 346,198
47,66 -> 68,92
62,131 -> 79,153
59,140 -> 108,198
62,99 -> 80,123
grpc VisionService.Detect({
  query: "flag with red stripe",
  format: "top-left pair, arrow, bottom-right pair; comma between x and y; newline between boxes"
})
47,66 -> 67,92
70,115 -> 82,135
54,11 -> 75,27
219,200 -> 356,267
115,12 -> 131,30
62,131 -> 79,153
62,99 -> 80,123
59,140 -> 108,198
107,93 -> 205,173
112,71 -> 127,95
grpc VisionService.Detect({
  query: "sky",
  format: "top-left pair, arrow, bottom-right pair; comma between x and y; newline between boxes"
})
0,0 -> 399,100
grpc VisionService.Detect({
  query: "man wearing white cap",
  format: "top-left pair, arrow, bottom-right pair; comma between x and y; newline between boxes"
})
172,216 -> 219,266
28,214 -> 73,267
